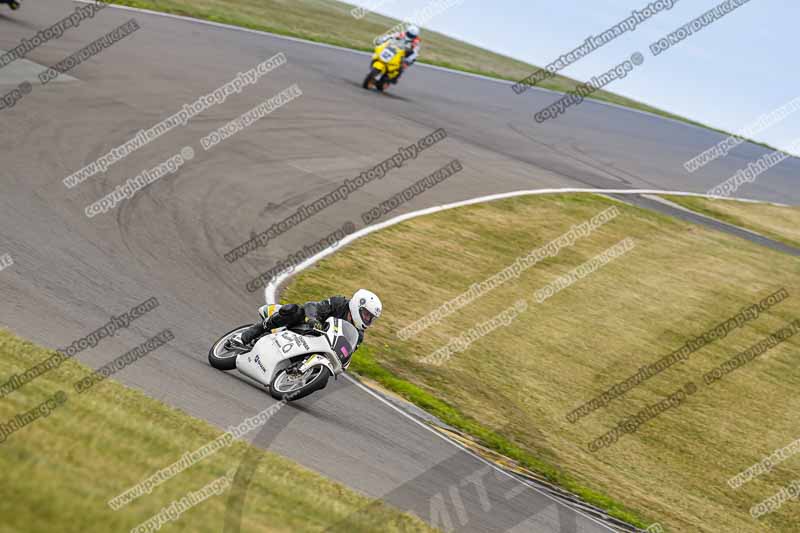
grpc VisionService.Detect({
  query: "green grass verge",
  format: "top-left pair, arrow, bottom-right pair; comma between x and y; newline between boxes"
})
662,195 -> 800,250
105,0 -> 776,151
0,330 -> 437,533
283,193 -> 800,532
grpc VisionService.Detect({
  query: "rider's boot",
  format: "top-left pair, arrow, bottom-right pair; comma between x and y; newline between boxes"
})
239,303 -> 304,346
239,322 -> 266,346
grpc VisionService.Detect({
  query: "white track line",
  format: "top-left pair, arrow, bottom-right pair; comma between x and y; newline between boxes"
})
265,187 -> 786,303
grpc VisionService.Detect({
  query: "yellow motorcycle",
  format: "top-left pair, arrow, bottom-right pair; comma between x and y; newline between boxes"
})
362,39 -> 406,92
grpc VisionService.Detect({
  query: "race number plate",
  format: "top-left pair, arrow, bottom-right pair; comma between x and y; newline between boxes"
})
380,47 -> 397,62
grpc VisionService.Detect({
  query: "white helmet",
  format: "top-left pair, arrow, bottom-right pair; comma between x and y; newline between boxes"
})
405,25 -> 420,40
349,289 -> 382,331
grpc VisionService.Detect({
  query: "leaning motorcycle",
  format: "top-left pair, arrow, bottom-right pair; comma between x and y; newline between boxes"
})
363,38 -> 406,92
208,314 -> 358,401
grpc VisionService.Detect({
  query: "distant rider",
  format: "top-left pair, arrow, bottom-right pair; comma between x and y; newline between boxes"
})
237,289 -> 382,365
374,24 -> 421,84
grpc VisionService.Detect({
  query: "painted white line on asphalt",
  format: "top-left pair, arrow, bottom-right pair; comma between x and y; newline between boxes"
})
264,187 -> 786,303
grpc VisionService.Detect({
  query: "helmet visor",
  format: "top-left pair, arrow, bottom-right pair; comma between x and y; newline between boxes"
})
359,307 -> 377,327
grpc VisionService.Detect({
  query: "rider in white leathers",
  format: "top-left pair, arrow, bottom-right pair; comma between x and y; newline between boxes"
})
239,290 -> 383,358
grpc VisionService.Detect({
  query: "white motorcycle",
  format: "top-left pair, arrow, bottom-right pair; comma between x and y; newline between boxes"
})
208,315 -> 358,401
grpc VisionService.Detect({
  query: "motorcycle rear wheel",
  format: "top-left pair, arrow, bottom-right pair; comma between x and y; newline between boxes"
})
208,324 -> 252,370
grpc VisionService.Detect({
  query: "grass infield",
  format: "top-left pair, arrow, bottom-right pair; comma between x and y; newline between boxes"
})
0,330 -> 437,533
283,193 -> 800,532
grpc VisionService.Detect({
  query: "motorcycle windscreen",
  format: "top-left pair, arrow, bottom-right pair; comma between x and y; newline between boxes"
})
333,321 -> 360,366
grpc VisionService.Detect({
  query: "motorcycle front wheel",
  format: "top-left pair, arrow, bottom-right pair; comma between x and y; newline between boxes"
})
270,365 -> 330,401
363,68 -> 384,90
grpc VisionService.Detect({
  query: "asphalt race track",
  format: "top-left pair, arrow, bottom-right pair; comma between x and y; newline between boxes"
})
1,2 -> 798,532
